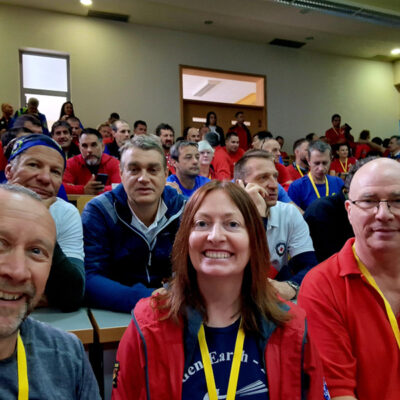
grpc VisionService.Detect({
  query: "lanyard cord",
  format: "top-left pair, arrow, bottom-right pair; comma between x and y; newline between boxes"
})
198,319 -> 245,400
295,164 -> 304,177
308,172 -> 329,199
339,158 -> 348,173
352,245 -> 400,350
17,331 -> 29,400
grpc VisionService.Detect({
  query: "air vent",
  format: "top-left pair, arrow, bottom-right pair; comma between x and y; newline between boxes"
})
269,38 -> 306,48
87,10 -> 129,23
272,0 -> 400,27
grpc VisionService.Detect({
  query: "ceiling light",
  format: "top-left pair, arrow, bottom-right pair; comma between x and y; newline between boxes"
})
391,48 -> 400,55
80,0 -> 92,6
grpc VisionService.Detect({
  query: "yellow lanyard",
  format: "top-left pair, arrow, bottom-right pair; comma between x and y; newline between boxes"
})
308,172 -> 329,199
352,245 -> 400,351
339,158 -> 348,173
295,164 -> 304,177
17,331 -> 29,400
198,319 -> 245,400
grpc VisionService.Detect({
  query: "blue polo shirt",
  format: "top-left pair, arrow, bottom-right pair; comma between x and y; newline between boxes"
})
167,174 -> 210,198
288,174 -> 344,210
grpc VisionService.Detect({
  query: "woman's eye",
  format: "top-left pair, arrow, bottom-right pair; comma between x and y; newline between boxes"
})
194,220 -> 208,228
228,221 -> 240,229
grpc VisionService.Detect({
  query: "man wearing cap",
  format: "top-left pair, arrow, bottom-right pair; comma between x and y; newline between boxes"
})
298,157 -> 400,400
11,98 -> 49,135
5,134 -> 85,311
0,184 -> 100,399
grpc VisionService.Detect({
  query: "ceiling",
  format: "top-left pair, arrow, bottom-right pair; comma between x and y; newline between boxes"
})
3,0 -> 400,60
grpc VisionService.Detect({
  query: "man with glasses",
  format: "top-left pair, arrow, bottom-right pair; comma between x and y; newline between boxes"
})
298,157 -> 400,400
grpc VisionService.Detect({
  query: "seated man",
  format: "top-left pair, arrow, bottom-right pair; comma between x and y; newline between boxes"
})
286,138 -> 309,181
288,140 -> 344,210
223,131 -> 245,178
299,158 -> 400,400
155,123 -> 175,175
388,135 -> 400,161
51,120 -> 80,159
234,150 -> 317,300
251,130 -> 273,149
133,120 -> 147,136
261,138 -> 292,190
106,120 -> 131,159
11,114 -> 42,134
0,184 -> 100,399
5,134 -> 85,311
167,141 -> 210,198
11,97 -> 49,135
63,128 -> 121,194
82,135 -> 186,313
186,127 -> 200,142
204,132 -> 231,180
66,117 -> 83,144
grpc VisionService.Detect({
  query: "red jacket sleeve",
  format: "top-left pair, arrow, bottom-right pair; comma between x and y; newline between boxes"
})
275,163 -> 292,191
112,320 -> 148,400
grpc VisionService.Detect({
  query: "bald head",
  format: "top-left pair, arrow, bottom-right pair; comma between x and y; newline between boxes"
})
346,158 -> 400,256
349,158 -> 400,200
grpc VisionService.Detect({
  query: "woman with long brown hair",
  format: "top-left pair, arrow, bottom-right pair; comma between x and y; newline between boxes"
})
112,181 -> 326,400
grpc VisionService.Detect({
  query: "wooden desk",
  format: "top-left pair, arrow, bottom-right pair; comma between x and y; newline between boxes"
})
67,194 -> 94,214
31,307 -> 94,344
88,308 -> 132,344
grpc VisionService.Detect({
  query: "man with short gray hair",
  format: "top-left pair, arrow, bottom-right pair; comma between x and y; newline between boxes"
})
288,140 -> 344,210
82,135 -> 186,312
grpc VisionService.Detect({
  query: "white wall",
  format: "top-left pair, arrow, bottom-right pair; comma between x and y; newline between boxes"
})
1,4 -> 399,150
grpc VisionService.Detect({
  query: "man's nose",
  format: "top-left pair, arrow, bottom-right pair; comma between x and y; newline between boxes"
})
0,248 -> 31,284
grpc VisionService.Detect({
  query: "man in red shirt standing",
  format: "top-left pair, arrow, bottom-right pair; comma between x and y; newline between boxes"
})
223,132 -> 245,178
227,111 -> 252,151
325,114 -> 346,146
63,128 -> 121,194
298,157 -> 400,400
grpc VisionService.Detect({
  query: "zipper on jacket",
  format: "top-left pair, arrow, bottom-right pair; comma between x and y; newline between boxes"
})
146,252 -> 152,283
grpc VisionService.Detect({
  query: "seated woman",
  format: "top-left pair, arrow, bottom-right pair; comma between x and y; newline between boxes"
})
198,140 -> 216,179
329,143 -> 356,179
112,181 -> 327,400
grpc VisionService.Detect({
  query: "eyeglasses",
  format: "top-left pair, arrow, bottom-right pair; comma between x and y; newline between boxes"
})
349,199 -> 400,213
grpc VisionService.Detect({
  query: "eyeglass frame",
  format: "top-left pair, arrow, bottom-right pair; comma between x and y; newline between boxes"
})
348,198 -> 400,213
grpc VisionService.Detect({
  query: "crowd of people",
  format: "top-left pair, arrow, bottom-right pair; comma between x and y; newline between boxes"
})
0,97 -> 399,399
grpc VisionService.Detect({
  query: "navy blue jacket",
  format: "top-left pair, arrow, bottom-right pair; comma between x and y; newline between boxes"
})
82,184 -> 185,313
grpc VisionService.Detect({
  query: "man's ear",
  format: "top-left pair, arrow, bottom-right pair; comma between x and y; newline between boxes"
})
5,163 -> 13,181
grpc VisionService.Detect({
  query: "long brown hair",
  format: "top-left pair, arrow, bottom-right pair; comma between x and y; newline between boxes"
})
155,181 -> 290,333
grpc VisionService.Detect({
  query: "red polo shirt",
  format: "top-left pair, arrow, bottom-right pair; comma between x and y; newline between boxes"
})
298,238 -> 400,400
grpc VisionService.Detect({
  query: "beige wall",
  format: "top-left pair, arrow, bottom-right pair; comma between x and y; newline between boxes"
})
1,4 -> 399,151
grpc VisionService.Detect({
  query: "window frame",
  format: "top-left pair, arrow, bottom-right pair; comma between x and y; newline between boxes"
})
19,49 -> 71,107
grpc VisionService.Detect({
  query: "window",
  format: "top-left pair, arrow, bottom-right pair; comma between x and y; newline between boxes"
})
19,50 -> 70,129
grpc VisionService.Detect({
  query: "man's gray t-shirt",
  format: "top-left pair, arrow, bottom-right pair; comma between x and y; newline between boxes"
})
0,317 -> 100,399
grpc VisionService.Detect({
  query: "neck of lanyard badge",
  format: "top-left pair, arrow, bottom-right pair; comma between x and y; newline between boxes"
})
352,245 -> 400,351
308,172 -> 329,198
17,331 -> 29,400
198,318 -> 245,400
